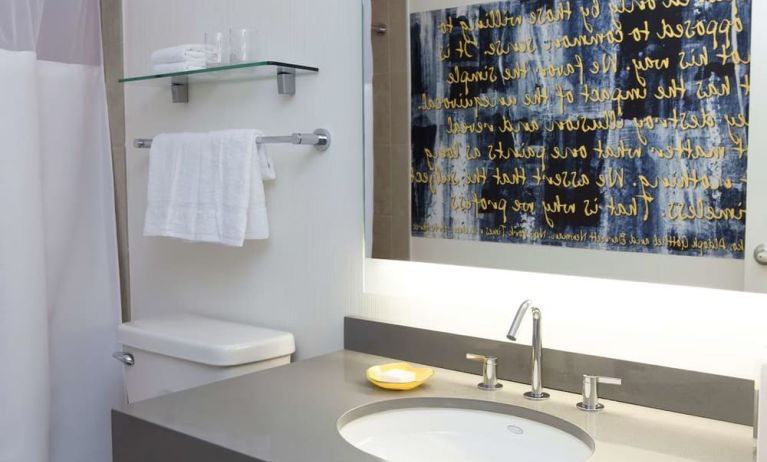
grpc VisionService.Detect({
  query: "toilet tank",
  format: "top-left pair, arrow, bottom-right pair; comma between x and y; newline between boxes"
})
116,314 -> 295,402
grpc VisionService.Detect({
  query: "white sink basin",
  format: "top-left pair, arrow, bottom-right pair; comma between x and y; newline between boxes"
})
338,398 -> 594,462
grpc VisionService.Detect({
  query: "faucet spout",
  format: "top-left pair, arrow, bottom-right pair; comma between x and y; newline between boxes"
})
507,299 -> 533,341
507,300 -> 549,401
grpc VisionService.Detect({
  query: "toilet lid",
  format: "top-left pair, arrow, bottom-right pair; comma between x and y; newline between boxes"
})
118,314 -> 295,366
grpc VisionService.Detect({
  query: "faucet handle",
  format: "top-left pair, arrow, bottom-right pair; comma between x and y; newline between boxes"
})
466,353 -> 502,390
576,375 -> 622,412
466,353 -> 496,362
596,376 -> 622,386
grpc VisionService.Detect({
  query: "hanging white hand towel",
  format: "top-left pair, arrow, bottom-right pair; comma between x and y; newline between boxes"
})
144,130 -> 259,246
245,130 -> 276,240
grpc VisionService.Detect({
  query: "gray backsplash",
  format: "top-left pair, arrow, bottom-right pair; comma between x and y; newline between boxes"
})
344,316 -> 755,426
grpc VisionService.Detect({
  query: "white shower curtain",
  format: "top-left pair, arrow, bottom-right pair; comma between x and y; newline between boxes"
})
0,1 -> 123,461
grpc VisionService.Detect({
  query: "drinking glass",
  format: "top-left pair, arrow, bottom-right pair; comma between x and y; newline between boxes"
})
229,28 -> 260,63
204,31 -> 228,65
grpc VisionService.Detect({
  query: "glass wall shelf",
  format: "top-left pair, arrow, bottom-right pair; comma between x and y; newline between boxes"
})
119,61 -> 319,103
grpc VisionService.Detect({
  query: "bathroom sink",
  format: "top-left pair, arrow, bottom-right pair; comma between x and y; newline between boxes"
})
338,398 -> 594,462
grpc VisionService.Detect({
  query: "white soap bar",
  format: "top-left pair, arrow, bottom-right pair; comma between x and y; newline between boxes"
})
378,368 -> 416,383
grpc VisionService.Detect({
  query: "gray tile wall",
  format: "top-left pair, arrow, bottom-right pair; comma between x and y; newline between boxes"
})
100,0 -> 131,322
371,0 -> 410,260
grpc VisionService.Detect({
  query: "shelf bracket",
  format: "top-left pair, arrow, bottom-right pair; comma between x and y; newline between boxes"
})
171,76 -> 189,103
277,67 -> 296,95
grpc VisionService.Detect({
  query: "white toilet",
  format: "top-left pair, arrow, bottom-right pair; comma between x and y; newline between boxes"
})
114,313 -> 295,402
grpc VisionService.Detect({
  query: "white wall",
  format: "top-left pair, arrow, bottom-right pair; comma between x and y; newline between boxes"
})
123,0 -> 363,359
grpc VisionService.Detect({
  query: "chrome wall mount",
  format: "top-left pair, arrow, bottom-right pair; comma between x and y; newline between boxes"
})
576,375 -> 623,412
466,353 -> 502,390
133,128 -> 331,152
133,138 -> 152,149
276,67 -> 296,95
171,76 -> 189,103
755,245 -> 767,265
372,23 -> 388,35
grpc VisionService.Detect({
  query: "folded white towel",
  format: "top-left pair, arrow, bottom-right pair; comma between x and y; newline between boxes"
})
153,61 -> 206,74
144,130 -> 260,246
151,44 -> 210,64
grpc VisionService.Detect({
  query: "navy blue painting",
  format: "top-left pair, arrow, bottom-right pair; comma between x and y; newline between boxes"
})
410,0 -> 750,258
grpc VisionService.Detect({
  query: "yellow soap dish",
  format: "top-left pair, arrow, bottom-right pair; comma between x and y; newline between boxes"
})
366,362 -> 434,391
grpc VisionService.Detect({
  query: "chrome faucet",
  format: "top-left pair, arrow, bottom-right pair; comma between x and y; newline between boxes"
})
507,300 -> 549,401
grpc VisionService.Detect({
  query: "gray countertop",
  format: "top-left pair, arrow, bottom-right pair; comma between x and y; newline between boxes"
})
116,350 -> 754,461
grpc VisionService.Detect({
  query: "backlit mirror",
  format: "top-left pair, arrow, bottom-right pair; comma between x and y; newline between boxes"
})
364,0 -> 765,292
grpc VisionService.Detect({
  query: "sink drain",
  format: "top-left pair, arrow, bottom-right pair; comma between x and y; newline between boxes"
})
507,425 -> 524,435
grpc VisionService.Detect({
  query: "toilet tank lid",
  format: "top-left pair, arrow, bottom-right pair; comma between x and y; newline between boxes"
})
117,314 -> 295,366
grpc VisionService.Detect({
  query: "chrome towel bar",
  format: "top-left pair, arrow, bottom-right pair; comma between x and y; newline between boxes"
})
133,128 -> 330,152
